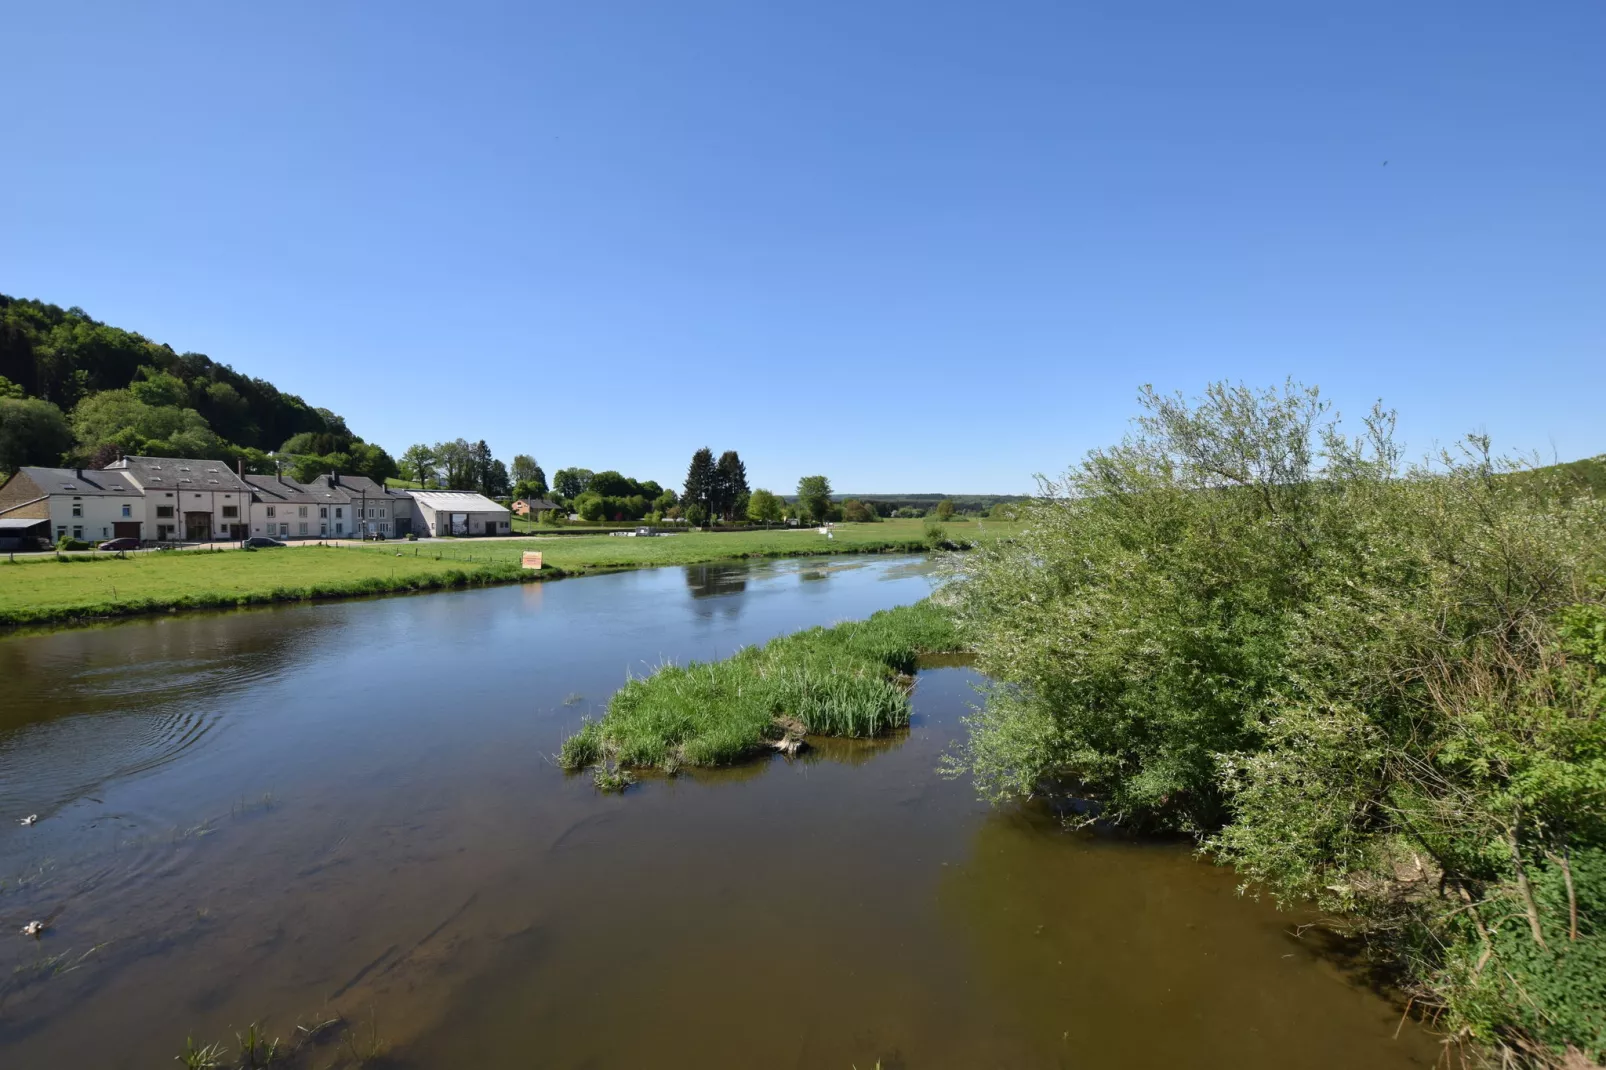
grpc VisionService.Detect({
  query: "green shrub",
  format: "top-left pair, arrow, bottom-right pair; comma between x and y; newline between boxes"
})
946,381 -> 1606,1062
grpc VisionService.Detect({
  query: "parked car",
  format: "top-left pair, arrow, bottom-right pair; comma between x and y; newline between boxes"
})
243,537 -> 287,548
97,538 -> 140,551
365,531 -> 387,541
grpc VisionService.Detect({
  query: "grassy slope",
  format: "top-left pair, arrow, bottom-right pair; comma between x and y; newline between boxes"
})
558,601 -> 959,777
0,519 -> 1019,627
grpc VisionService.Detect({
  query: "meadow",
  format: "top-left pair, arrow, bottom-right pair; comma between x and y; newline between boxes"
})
0,518 -> 1018,627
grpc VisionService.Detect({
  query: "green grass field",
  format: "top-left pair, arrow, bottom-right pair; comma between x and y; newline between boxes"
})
396,517 -> 1020,570
0,518 -> 1020,627
0,546 -> 526,626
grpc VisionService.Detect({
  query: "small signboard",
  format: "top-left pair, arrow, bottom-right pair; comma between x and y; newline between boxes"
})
521,551 -> 543,570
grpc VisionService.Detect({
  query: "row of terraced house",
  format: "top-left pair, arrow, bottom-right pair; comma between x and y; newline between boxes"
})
0,456 -> 512,546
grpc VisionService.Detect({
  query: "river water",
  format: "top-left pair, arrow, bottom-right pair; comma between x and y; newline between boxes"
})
0,556 -> 1436,1068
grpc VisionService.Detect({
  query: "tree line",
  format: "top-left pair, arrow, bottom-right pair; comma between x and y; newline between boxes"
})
0,294 -> 398,483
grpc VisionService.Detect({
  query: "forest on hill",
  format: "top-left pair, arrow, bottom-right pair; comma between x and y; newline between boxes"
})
0,295 -> 397,481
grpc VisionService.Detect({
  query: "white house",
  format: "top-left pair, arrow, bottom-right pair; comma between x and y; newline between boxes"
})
0,466 -> 145,543
104,456 -> 255,541
404,490 -> 511,537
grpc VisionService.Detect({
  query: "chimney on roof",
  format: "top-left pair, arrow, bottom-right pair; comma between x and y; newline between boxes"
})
237,458 -> 244,477
75,467 -> 82,479
330,471 -> 340,487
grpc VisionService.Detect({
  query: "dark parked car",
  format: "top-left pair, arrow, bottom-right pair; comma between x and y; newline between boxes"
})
97,538 -> 141,551
365,531 -> 387,541
243,537 -> 287,548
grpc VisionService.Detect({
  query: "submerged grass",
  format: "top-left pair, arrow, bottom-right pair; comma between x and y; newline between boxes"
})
559,601 -> 959,778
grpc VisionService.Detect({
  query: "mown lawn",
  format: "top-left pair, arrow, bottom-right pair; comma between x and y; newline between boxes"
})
372,517 -> 1022,570
0,546 -> 519,625
0,518 -> 1020,627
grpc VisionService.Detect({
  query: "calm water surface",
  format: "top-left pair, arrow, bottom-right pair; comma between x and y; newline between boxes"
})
0,556 -> 1436,1068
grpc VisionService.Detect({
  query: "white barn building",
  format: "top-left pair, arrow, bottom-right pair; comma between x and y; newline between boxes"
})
404,490 -> 511,537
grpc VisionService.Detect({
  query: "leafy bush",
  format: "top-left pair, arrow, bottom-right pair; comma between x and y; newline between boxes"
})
945,381 -> 1606,1063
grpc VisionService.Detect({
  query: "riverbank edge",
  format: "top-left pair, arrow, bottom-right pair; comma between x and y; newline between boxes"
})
0,538 -> 964,631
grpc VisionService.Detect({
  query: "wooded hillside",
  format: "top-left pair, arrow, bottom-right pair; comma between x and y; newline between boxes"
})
0,295 -> 395,481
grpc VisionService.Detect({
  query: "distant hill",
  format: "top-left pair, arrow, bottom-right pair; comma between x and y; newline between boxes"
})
0,294 -> 395,481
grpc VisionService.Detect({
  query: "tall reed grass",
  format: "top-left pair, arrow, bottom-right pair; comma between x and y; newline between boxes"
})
559,601 -> 958,774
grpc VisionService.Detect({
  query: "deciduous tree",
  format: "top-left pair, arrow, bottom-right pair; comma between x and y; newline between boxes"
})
747,488 -> 782,527
795,475 -> 833,524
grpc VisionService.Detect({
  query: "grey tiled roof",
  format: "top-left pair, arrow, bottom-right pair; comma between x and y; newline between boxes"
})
243,475 -> 348,505
17,467 -> 142,495
105,456 -> 253,493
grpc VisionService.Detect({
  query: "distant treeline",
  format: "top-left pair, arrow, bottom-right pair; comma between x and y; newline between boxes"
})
787,494 -> 1028,515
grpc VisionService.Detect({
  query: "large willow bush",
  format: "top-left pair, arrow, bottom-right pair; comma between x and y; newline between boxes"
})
944,382 -> 1606,1064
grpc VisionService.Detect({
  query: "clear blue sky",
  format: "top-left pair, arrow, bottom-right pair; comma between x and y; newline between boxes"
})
4,2 -> 1602,493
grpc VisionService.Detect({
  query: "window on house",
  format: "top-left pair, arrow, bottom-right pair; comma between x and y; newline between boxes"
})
72,525 -> 83,539
367,508 -> 375,518
279,523 -> 289,536
320,523 -> 328,535
319,507 -> 327,518
156,506 -> 174,518
335,507 -> 343,518
121,504 -> 132,517
298,522 -> 308,536
102,527 -> 109,538
71,503 -> 82,517
266,506 -> 276,518
222,506 -> 238,518
335,522 -> 344,534
379,508 -> 387,518
298,506 -> 308,518
57,526 -> 65,539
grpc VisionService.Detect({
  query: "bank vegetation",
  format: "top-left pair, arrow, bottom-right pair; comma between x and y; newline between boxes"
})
558,602 -> 958,778
942,381 -> 1605,1066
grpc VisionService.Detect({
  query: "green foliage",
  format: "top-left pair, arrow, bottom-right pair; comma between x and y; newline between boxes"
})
714,450 -> 749,521
558,602 -> 958,773
683,448 -> 715,518
841,498 -> 881,523
747,488 -> 783,526
934,498 -> 955,520
946,380 -> 1606,1062
0,294 -> 356,463
401,443 -> 437,486
0,395 -> 74,474
796,474 -> 833,524
552,467 -> 593,499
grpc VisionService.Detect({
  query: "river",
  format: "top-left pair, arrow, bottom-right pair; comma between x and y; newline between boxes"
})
0,556 -> 1436,1068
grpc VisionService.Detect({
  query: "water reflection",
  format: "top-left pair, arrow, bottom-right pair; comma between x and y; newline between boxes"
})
683,563 -> 749,599
0,563 -> 1436,1070
939,804 -> 1433,1068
